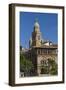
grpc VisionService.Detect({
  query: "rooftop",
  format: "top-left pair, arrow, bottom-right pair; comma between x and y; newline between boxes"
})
32,44 -> 58,49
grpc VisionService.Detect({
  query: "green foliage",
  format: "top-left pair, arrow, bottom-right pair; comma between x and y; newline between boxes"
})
48,59 -> 58,75
40,59 -> 58,75
20,54 -> 33,73
49,59 -> 58,75
40,66 -> 49,74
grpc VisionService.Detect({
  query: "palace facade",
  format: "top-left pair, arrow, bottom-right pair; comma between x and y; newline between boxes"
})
21,20 -> 58,76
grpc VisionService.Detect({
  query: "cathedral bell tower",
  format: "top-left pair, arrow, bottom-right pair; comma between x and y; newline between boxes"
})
32,19 -> 41,47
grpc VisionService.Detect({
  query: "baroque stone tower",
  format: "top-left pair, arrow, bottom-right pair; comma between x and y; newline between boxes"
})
32,19 -> 41,47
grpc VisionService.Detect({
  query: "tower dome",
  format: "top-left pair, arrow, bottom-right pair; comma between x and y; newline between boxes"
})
34,21 -> 40,28
32,19 -> 41,47
34,19 -> 40,32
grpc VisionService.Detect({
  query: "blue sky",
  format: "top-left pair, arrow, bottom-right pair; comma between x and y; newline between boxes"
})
20,12 -> 58,48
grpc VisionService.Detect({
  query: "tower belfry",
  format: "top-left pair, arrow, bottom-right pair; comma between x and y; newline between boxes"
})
32,19 -> 41,47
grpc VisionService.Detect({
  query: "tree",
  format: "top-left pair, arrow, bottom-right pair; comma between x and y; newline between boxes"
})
40,66 -> 49,74
48,59 -> 58,75
20,54 -> 34,76
40,59 -> 58,75
20,46 -> 22,51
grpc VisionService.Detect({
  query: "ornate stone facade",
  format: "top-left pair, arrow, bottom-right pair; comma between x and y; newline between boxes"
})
29,19 -> 58,76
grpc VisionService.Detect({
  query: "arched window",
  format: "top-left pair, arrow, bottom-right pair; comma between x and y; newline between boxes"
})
41,60 -> 48,66
40,67 -> 49,74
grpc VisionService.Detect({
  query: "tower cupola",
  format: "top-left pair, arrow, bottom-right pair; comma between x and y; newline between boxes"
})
31,19 -> 41,47
34,19 -> 40,32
